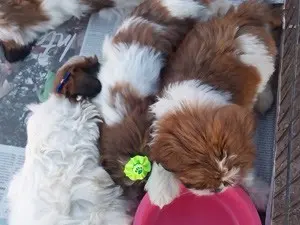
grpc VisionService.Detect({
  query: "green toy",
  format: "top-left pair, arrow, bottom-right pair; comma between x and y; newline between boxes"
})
124,155 -> 152,181
37,71 -> 56,102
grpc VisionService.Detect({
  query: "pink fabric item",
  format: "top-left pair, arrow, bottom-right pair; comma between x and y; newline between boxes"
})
134,186 -> 261,225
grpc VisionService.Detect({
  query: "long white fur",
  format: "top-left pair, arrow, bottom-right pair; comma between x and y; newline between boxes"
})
237,34 -> 275,95
160,0 -> 232,21
150,79 -> 231,119
145,163 -> 181,209
92,14 -> 167,126
0,0 -> 143,46
160,0 -> 210,20
94,16 -> 164,125
93,40 -> 164,125
7,95 -> 132,225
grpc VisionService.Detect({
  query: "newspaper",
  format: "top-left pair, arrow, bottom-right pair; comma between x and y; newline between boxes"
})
0,145 -> 24,225
80,8 -> 130,62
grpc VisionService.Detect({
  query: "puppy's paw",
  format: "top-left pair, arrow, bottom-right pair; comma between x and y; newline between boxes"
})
255,83 -> 274,115
147,184 -> 179,209
145,163 -> 180,209
241,173 -> 270,211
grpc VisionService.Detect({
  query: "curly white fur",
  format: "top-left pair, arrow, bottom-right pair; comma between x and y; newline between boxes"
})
7,95 -> 132,225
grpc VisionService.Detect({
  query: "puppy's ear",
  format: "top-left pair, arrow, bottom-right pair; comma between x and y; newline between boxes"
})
0,40 -> 34,63
54,56 -> 102,100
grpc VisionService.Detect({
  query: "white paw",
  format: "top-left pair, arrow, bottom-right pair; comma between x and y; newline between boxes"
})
241,172 -> 270,211
247,179 -> 270,211
145,163 -> 181,209
255,83 -> 274,115
147,184 -> 178,209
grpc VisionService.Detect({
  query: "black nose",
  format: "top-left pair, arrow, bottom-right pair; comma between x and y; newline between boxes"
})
87,79 -> 102,99
214,188 -> 222,193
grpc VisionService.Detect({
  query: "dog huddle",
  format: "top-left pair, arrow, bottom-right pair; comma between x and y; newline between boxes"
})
6,0 -> 281,224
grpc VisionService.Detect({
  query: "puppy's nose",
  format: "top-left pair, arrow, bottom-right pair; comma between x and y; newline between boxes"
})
214,188 -> 222,193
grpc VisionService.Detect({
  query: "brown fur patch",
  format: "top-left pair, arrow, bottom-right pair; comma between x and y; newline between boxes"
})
53,56 -> 101,100
160,1 -> 277,108
112,0 -> 196,55
0,0 -> 49,28
237,25 -> 278,56
109,82 -> 151,113
0,0 -> 49,61
100,89 -> 155,201
150,104 -> 256,190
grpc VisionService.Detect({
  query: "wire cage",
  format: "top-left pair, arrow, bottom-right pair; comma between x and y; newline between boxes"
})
270,0 -> 300,224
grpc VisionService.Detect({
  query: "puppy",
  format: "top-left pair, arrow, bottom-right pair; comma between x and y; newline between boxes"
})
94,0 -> 230,205
7,56 -> 132,225
0,0 -> 143,62
146,1 -> 280,209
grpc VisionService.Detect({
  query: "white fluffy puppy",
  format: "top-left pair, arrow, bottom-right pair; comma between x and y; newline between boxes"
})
7,56 -> 132,225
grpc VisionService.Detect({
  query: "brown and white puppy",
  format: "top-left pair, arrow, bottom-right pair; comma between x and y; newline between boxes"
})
94,0 -> 231,204
146,1 -> 281,209
0,0 -> 143,62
